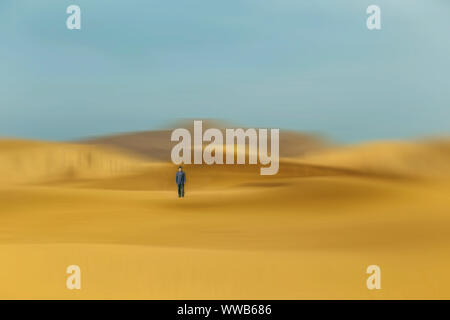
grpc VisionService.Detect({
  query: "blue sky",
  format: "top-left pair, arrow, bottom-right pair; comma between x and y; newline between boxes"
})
1,0 -> 449,142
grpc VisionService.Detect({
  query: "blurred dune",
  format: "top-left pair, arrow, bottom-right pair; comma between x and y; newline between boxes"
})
78,120 -> 329,161
0,130 -> 450,299
296,138 -> 450,179
0,139 -> 146,184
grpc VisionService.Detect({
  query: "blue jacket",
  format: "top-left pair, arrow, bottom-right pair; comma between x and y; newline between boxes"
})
176,171 -> 186,185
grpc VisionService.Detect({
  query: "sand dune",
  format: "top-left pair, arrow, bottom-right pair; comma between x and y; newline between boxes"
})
46,160 -> 359,191
0,139 -> 146,185
0,134 -> 450,299
3,243 -> 450,299
78,121 -> 329,161
296,138 -> 450,179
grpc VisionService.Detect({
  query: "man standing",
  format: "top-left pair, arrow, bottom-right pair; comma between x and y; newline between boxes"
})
176,166 -> 186,198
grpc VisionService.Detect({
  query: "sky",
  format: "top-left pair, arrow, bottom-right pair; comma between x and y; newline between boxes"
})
0,0 -> 449,143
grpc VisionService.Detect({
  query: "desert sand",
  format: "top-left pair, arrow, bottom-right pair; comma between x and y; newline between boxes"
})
0,135 -> 450,299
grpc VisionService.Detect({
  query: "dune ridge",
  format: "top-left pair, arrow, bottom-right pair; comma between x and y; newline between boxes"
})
0,139 -> 146,185
296,138 -> 450,179
78,121 -> 329,161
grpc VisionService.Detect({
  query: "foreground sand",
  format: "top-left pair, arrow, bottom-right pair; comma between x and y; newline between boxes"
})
0,139 -> 450,299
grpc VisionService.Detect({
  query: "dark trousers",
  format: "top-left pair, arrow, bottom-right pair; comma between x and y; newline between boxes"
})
177,184 -> 184,197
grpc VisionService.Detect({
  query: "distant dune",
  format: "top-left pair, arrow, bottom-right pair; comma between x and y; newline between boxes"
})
3,134 -> 450,187
78,121 -> 329,161
296,138 -> 450,179
0,139 -> 146,185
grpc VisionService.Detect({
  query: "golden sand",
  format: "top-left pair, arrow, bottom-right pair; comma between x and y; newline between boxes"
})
0,139 -> 449,299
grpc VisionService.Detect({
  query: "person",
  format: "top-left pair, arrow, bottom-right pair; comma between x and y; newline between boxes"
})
175,166 -> 186,198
